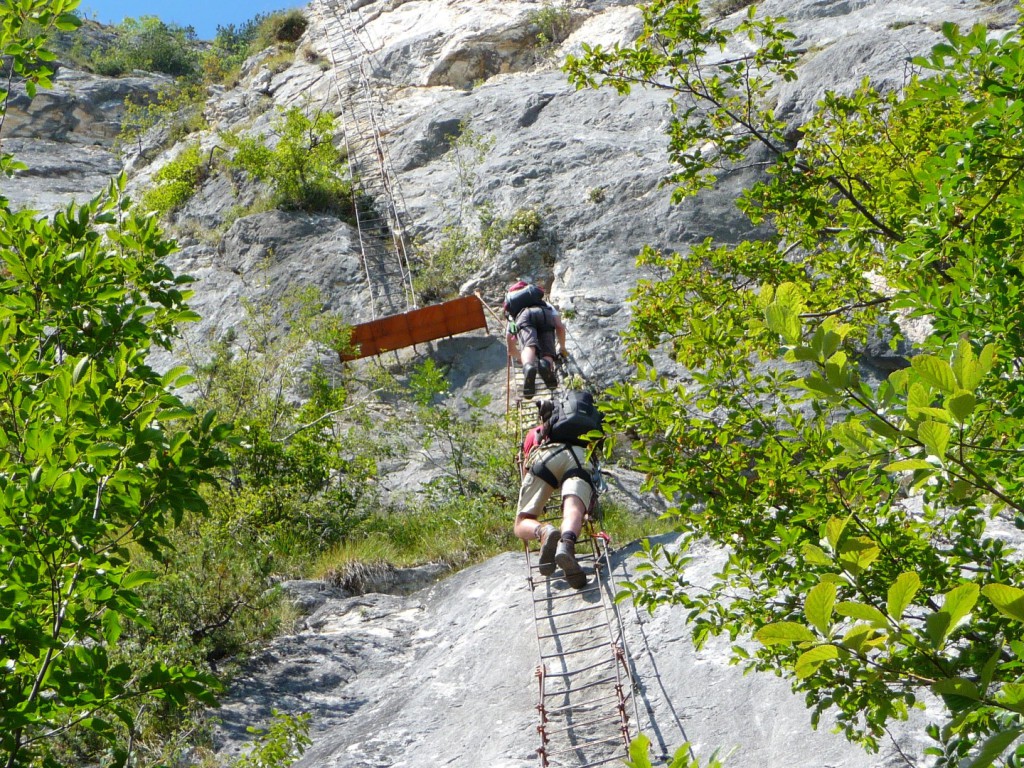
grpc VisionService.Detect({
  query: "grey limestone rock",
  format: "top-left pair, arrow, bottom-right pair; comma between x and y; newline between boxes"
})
216,540 -> 924,768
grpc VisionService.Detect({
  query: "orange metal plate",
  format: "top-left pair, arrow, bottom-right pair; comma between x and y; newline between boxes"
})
341,295 -> 488,361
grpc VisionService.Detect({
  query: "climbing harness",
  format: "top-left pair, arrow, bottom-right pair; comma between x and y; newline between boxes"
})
528,443 -> 593,492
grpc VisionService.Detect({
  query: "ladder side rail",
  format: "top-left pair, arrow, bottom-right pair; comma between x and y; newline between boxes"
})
320,0 -> 417,318
338,4 -> 418,309
593,532 -> 646,742
585,525 -> 638,748
315,0 -> 382,320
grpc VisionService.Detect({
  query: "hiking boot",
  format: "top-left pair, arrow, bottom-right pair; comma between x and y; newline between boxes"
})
522,363 -> 538,398
538,525 -> 560,576
556,539 -> 587,589
538,358 -> 558,389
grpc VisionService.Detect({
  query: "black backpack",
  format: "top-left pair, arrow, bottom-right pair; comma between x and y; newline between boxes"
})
503,282 -> 545,317
548,391 -> 603,446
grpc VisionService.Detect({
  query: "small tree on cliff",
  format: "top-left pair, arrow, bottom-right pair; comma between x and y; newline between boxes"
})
567,0 -> 1024,763
0,3 -> 231,766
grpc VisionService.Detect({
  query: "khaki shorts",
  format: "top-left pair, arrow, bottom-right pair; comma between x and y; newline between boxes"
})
516,443 -> 595,519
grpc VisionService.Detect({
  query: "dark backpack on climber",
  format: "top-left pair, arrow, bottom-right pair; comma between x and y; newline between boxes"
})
503,280 -> 545,318
547,390 -> 603,447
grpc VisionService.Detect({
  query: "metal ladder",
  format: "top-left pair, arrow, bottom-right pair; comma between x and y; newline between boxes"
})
509,354 -> 641,766
312,0 -> 417,320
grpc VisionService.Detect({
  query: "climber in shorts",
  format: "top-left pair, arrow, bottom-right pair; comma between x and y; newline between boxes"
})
513,395 -> 601,589
503,281 -> 567,398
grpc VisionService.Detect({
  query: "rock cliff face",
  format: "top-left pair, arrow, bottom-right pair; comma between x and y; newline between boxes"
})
4,0 -> 1018,764
217,536 -> 929,768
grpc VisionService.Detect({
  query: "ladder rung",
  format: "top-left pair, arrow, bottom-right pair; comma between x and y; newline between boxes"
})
543,656 -> 617,678
542,734 -> 626,758
538,621 -> 605,639
542,710 -> 623,736
535,602 -> 604,619
540,639 -> 612,658
543,691 -> 620,716
532,582 -> 600,600
542,674 -> 618,697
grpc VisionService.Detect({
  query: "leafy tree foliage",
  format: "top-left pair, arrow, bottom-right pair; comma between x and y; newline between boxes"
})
202,10 -> 308,85
141,142 -> 208,215
231,710 -> 311,768
89,16 -> 199,78
0,175 -> 232,766
0,5 -> 234,765
568,0 -> 1024,763
222,105 -> 356,217
117,83 -> 208,160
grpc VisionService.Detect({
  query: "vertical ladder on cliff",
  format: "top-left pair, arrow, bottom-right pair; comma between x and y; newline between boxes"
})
313,0 -> 417,320
508,354 -> 641,767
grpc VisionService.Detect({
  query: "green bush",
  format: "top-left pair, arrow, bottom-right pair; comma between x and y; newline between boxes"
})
411,225 -> 479,303
527,3 -> 573,54
253,9 -> 308,51
140,142 -> 207,215
201,17 -> 261,84
90,16 -> 199,77
222,105 -> 354,216
232,710 -> 312,768
118,82 -> 207,159
200,9 -> 308,85
505,206 -> 543,240
413,205 -> 544,303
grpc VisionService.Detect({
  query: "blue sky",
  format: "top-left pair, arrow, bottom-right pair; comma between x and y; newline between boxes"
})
77,0 -> 303,40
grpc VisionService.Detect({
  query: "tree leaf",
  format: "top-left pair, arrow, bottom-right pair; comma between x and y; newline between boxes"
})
887,572 -> 921,620
840,623 -> 875,653
836,601 -> 888,628
755,622 -> 817,646
912,354 -> 957,393
961,727 -> 1023,768
951,338 -> 977,390
766,302 -> 801,345
917,420 -> 950,458
907,381 -> 931,418
884,459 -> 935,471
945,391 -> 976,423
805,581 -> 837,635
997,683 -> 1024,713
72,355 -> 89,384
926,583 -> 979,646
978,343 -> 997,377
625,733 -> 652,768
824,516 -> 846,550
931,677 -> 979,699
120,570 -> 157,590
774,281 -> 806,311
981,583 -> 1024,622
795,644 -> 839,678
801,542 -> 832,566
943,582 -> 980,628
837,537 -> 879,576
